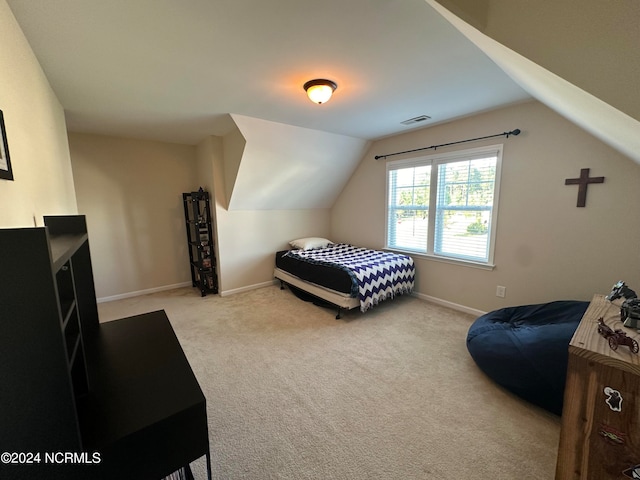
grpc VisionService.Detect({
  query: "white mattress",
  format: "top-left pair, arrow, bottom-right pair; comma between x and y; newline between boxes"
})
274,268 -> 360,310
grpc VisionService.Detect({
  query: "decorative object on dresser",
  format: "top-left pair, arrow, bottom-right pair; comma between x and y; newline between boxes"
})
607,280 -> 640,330
0,215 -> 211,480
556,294 -> 640,480
183,189 -> 218,296
596,317 -> 639,353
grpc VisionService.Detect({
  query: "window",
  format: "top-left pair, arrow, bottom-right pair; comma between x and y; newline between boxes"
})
386,145 -> 502,266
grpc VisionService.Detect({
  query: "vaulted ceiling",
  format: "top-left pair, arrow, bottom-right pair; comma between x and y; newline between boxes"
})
438,0 -> 640,124
6,0 -> 531,145
6,0 -> 639,211
427,0 -> 640,165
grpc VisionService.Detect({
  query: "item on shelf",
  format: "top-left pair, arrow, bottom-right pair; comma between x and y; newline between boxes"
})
597,317 -> 639,353
607,280 -> 640,330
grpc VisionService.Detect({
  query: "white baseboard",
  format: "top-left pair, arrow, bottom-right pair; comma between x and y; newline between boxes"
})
220,280 -> 278,297
238,280 -> 486,317
412,292 -> 486,317
97,279 -> 486,318
221,281 -> 487,316
97,281 -> 192,303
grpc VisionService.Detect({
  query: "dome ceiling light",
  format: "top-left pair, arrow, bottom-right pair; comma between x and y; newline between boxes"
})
303,79 -> 337,105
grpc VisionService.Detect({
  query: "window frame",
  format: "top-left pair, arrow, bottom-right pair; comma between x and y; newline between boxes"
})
385,144 -> 503,268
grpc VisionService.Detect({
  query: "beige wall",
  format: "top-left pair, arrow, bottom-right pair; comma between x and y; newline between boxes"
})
68,133 -> 198,300
0,0 -> 76,227
221,126 -> 244,208
427,0 -> 640,168
195,136 -> 220,294
484,0 -> 640,123
331,101 -> 640,312
197,135 -> 332,295
432,0 -> 639,123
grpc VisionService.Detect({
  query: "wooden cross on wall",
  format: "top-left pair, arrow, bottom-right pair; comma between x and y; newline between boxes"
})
564,168 -> 605,207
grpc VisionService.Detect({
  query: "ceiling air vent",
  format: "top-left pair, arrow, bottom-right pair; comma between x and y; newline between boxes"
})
401,115 -> 431,126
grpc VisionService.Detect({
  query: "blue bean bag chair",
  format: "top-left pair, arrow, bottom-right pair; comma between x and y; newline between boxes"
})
467,300 -> 589,415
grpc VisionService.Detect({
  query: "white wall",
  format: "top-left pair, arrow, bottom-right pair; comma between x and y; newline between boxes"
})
227,115 -> 370,210
331,100 -> 640,312
68,133 -> 198,300
197,135 -> 332,295
0,0 -> 76,227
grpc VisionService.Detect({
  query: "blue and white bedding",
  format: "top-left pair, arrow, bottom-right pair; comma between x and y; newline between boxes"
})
285,243 -> 415,312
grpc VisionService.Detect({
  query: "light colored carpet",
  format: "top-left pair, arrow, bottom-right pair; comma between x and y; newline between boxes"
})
98,285 -> 561,480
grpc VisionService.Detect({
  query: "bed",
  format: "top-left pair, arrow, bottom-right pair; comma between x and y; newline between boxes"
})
274,238 -> 415,319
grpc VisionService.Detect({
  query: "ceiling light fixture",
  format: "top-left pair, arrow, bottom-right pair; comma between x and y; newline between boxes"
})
303,79 -> 337,105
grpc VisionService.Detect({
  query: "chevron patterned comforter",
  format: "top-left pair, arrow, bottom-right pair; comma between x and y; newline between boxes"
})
285,243 -> 415,312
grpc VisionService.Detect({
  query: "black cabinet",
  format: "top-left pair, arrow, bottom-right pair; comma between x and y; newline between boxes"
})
183,190 -> 218,296
0,215 -> 97,466
79,310 -> 211,480
0,215 -> 211,480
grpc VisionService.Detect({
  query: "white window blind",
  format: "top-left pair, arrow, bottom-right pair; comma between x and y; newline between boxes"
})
387,164 -> 430,252
386,145 -> 502,265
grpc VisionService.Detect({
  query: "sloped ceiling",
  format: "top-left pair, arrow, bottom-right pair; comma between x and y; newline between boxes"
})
225,115 -> 369,210
428,0 -> 640,165
5,0 -> 537,212
5,0 -> 531,144
6,0 -> 638,213
481,0 -> 640,123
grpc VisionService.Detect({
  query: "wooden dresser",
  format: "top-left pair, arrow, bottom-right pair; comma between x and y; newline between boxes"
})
556,294 -> 640,479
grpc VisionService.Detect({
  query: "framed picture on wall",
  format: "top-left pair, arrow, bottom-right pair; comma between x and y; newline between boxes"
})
0,110 -> 14,181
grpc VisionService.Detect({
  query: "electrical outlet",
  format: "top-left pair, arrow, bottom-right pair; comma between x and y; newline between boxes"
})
496,285 -> 506,298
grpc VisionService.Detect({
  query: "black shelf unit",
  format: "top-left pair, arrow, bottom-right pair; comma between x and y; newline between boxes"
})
0,215 -> 211,480
183,190 -> 218,296
0,216 -> 98,479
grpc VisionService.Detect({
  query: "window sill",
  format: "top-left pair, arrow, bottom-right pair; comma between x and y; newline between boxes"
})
383,248 -> 496,271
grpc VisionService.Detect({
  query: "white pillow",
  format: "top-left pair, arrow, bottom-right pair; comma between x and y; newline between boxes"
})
289,237 -> 332,250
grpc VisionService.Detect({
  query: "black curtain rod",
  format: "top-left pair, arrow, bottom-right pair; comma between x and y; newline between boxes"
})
374,128 -> 521,160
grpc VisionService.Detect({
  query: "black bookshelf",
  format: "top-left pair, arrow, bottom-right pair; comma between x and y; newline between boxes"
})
183,190 -> 218,296
0,215 -> 211,480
